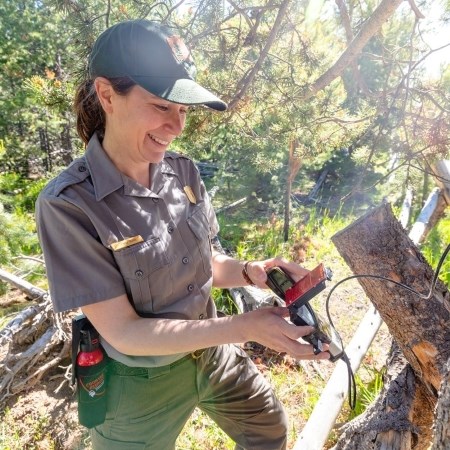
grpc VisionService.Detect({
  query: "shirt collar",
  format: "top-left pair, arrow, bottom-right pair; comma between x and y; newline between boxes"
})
85,134 -> 125,201
85,134 -> 177,201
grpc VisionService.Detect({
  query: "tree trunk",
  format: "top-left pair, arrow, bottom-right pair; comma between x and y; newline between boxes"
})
332,342 -> 436,450
331,203 -> 450,449
432,358 -> 450,449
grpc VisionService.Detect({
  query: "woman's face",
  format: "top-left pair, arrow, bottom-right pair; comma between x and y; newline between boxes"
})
103,83 -> 188,165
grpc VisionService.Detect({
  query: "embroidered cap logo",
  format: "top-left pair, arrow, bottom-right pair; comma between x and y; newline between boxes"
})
166,35 -> 193,64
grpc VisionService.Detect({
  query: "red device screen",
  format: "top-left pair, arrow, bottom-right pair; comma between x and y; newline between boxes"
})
285,263 -> 327,306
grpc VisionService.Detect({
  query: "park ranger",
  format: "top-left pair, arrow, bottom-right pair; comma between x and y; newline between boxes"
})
36,19 -> 329,450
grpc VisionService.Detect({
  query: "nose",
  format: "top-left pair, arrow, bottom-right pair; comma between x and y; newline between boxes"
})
165,108 -> 186,136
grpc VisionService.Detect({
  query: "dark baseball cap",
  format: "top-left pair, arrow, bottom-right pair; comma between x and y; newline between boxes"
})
88,19 -> 227,111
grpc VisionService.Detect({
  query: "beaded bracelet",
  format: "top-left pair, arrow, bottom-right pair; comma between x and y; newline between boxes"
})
242,261 -> 255,286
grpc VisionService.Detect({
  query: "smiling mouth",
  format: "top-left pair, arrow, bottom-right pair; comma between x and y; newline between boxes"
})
149,134 -> 169,146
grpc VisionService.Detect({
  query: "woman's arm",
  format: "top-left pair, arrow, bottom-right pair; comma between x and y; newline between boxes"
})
81,294 -> 329,361
211,250 -> 309,289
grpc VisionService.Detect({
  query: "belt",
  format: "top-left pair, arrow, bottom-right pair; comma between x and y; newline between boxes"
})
108,349 -> 207,376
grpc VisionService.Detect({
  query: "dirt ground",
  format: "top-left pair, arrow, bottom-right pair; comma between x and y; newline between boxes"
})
0,266 -> 391,449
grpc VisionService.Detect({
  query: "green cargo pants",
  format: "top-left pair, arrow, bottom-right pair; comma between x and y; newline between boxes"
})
89,344 -> 288,450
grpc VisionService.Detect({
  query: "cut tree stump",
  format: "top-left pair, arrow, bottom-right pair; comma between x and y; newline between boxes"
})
330,202 -> 450,449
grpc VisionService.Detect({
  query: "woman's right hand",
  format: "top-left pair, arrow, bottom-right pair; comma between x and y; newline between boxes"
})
241,307 -> 330,361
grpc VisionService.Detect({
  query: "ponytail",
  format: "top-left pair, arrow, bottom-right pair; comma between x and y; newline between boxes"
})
74,77 -> 136,145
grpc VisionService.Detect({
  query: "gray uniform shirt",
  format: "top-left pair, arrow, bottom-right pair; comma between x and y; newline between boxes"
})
36,134 -> 219,367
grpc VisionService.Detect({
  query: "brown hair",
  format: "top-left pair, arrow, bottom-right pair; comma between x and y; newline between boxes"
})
74,77 -> 136,145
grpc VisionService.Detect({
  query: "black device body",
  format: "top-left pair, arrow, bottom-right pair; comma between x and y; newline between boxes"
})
266,265 -> 344,362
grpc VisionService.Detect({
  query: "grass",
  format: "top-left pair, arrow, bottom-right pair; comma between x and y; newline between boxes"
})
0,407 -> 53,450
421,210 -> 450,285
2,187 -> 449,449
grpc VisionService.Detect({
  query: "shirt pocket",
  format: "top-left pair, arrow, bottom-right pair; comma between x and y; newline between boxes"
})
186,204 -> 212,279
112,237 -> 173,313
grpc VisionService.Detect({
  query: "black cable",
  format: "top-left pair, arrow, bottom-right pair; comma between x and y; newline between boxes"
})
324,242 -> 450,410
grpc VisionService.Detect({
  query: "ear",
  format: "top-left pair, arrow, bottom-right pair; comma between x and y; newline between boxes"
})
94,77 -> 115,114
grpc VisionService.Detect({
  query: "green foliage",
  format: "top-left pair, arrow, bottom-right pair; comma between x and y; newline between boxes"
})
177,409 -> 235,450
0,173 -> 48,213
349,366 -> 385,419
0,207 -> 40,266
211,287 -> 239,315
0,0 -> 77,174
422,211 -> 450,285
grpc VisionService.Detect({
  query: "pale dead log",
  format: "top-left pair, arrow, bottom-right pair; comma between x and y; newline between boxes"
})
0,302 -> 46,347
399,187 -> 413,229
212,237 -> 277,313
215,197 -> 247,214
408,187 -> 447,244
0,326 -> 56,400
0,269 -> 71,402
308,169 -> 329,201
11,340 -> 71,395
431,160 -> 450,206
228,285 -> 277,313
329,203 -> 450,449
0,267 -> 47,300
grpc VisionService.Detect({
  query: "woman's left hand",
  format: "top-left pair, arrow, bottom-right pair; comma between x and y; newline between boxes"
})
245,257 -> 309,289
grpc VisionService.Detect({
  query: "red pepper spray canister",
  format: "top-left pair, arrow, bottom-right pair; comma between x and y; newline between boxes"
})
72,315 -> 107,428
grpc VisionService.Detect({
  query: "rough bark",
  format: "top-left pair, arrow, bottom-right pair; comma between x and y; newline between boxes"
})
0,270 -> 71,402
332,342 -> 435,450
330,203 -> 450,449
296,189 -> 439,450
332,203 -> 450,391
432,358 -> 450,450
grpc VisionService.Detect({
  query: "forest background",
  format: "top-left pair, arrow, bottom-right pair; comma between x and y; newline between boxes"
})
0,0 -> 449,449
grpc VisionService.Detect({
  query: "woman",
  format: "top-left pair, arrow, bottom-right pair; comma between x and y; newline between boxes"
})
36,19 -> 329,450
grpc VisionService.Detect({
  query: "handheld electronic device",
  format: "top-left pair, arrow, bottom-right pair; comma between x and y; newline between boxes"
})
266,264 -> 344,362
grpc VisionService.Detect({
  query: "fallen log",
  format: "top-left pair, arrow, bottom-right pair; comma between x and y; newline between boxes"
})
332,342 -> 435,450
432,160 -> 450,206
212,237 -> 277,313
295,187 -> 443,449
398,187 -> 413,229
308,169 -> 329,201
408,187 -> 446,244
330,203 -> 450,449
0,268 -> 47,301
215,197 -> 247,214
432,358 -> 450,449
0,268 -> 70,402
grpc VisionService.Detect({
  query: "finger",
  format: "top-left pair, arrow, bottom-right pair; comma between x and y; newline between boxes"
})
270,306 -> 290,317
298,351 -> 331,361
266,257 -> 310,281
289,342 -> 331,360
282,324 -> 316,339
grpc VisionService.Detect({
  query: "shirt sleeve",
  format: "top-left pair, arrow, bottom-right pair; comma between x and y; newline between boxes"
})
35,192 -> 127,313
200,179 -> 219,238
